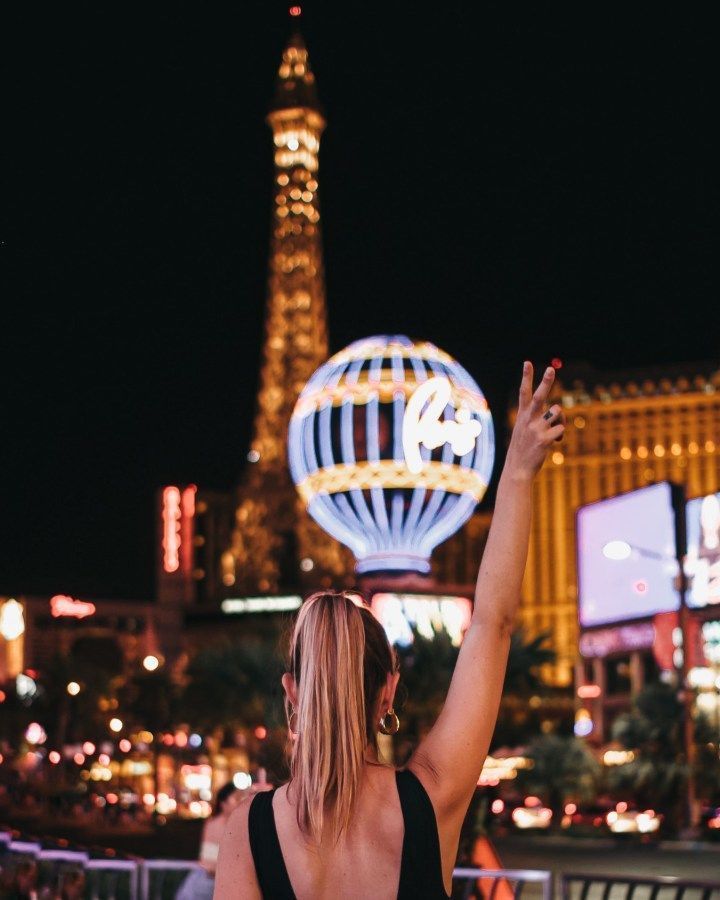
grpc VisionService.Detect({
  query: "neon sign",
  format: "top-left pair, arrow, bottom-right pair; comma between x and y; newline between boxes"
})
162,485 -> 196,575
402,377 -> 482,475
162,487 -> 182,573
50,595 -> 96,619
288,336 -> 494,574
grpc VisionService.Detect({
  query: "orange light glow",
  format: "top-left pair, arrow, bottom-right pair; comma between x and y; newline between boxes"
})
577,684 -> 602,699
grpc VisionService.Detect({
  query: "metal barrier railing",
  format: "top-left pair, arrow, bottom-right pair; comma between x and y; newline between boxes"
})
85,859 -> 140,900
37,849 -> 89,863
6,839 -> 43,856
139,859 -> 201,900
453,866 -> 553,899
561,871 -> 720,900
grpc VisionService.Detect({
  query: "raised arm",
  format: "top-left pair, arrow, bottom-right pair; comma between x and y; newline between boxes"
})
409,361 -> 564,814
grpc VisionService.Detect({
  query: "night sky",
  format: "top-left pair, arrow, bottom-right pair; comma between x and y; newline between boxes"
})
3,4 -> 716,600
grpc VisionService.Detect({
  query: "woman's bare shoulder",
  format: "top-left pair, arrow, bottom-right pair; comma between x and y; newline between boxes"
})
214,796 -> 262,900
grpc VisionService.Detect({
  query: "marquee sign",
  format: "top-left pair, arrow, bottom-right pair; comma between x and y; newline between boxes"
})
288,336 -> 494,574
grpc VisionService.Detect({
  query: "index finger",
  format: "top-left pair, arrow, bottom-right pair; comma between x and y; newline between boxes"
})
531,365 -> 556,408
518,360 -> 533,409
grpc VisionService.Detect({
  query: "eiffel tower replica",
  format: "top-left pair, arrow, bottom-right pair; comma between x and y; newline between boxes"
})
222,32 -> 352,596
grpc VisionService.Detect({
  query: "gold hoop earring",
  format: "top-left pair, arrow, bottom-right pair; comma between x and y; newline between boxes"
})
379,707 -> 400,735
287,706 -> 298,739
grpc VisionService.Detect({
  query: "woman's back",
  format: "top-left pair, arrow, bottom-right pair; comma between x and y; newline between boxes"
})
227,763 -> 453,899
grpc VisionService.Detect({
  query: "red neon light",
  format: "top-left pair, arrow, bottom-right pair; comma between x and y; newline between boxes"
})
50,595 -> 96,619
182,485 -> 196,519
162,486 -> 182,573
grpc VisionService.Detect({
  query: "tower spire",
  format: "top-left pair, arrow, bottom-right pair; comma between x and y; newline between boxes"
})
223,32 -> 350,595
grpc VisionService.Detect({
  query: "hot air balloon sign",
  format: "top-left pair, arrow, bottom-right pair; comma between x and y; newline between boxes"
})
288,335 -> 494,574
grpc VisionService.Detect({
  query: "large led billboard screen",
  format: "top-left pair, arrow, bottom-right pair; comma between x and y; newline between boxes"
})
371,593 -> 472,647
577,482 -> 680,628
685,491 -> 720,608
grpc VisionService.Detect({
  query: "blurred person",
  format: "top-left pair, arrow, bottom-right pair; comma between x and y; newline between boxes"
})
175,781 -> 242,900
216,363 -> 565,899
48,869 -> 84,900
0,859 -> 39,900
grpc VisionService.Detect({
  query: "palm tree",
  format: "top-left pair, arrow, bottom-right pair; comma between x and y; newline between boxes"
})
608,681 -> 688,830
394,626 -> 556,760
181,639 -> 285,737
518,734 -> 601,828
503,631 -> 555,694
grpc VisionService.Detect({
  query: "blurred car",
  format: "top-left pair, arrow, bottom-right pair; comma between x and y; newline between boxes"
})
511,804 -> 552,829
700,805 -> 720,838
606,808 -> 661,834
561,803 -> 612,831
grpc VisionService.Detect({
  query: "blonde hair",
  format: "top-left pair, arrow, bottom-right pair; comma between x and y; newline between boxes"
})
286,592 -> 396,844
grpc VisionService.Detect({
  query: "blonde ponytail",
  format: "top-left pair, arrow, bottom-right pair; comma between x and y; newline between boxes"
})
287,592 -> 395,844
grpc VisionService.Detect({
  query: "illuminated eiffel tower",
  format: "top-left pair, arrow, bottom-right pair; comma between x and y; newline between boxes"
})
222,32 -> 352,595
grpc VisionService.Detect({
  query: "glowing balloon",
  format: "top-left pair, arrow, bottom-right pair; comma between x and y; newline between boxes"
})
288,335 -> 494,574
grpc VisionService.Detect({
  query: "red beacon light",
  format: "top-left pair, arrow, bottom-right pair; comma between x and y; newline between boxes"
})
289,5 -> 302,15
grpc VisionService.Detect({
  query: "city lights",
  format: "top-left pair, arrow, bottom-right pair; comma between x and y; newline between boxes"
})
16,674 -> 37,699
1,15 -> 718,880
25,723 -> 47,745
0,598 -> 25,640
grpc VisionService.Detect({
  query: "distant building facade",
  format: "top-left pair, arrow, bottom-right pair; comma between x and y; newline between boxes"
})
518,362 -> 720,686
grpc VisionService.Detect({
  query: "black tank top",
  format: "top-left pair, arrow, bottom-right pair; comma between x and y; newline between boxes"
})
248,768 -> 450,899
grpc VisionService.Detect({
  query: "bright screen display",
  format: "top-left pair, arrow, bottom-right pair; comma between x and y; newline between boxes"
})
371,593 -> 472,647
577,482 -> 680,628
685,491 -> 720,609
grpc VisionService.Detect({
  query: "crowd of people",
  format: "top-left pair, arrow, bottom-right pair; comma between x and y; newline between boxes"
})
0,860 -> 85,900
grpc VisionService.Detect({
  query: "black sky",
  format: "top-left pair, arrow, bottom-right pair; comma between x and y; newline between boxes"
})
2,3 -> 716,599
